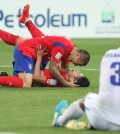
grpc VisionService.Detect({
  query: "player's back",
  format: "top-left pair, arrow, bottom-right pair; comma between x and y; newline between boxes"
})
98,47 -> 120,125
18,35 -> 74,60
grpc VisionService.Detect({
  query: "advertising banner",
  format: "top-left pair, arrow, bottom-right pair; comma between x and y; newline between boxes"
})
0,0 -> 120,38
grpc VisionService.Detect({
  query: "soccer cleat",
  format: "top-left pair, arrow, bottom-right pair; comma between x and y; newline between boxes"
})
19,4 -> 30,23
0,71 -> 9,76
52,100 -> 68,127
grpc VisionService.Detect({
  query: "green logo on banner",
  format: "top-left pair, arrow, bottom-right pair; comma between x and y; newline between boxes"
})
101,2 -> 114,23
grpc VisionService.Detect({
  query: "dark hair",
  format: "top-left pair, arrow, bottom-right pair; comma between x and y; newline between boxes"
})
74,76 -> 90,87
78,50 -> 90,66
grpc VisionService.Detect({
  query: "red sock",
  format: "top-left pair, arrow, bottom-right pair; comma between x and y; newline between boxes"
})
26,20 -> 45,38
0,29 -> 19,46
0,76 -> 23,88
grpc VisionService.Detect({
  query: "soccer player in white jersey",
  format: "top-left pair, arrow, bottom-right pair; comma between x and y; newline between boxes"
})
52,47 -> 120,131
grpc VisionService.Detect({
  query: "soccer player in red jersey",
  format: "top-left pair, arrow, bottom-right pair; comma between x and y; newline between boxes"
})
0,4 -> 90,88
0,43 -> 90,88
33,45 -> 90,87
17,4 -> 90,87
0,32 -> 90,88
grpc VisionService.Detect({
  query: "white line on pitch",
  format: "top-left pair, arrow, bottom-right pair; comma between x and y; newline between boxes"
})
0,65 -> 100,71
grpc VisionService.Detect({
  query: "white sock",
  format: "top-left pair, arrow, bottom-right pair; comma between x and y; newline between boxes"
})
24,18 -> 30,24
57,99 -> 85,126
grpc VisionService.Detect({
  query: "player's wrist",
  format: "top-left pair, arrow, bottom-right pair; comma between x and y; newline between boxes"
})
37,56 -> 42,60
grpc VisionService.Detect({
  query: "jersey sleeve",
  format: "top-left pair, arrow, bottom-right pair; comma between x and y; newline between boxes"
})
51,42 -> 66,63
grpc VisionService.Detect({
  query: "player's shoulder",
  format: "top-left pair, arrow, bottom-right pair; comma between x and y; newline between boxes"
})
51,35 -> 70,40
104,47 -> 120,56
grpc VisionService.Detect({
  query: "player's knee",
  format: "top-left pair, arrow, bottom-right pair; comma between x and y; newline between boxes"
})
16,37 -> 25,44
23,84 -> 32,88
18,72 -> 33,88
23,82 -> 32,88
78,99 -> 85,111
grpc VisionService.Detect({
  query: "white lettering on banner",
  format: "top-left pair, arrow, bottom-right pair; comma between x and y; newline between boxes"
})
0,8 -> 87,28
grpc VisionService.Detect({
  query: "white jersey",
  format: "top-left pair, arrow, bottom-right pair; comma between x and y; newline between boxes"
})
97,47 -> 120,125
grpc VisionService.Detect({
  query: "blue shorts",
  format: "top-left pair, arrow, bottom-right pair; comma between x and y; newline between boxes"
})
40,60 -> 48,70
13,45 -> 35,76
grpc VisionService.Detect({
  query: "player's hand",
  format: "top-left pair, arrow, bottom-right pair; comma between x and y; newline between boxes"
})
37,45 -> 47,58
64,81 -> 80,87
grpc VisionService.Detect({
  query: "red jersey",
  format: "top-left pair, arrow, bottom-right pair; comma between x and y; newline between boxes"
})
18,35 -> 75,64
43,69 -> 66,87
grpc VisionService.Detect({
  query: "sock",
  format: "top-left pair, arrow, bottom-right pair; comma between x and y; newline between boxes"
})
0,29 -> 19,46
57,99 -> 85,126
24,18 -> 30,24
25,20 -> 45,38
0,76 -> 23,88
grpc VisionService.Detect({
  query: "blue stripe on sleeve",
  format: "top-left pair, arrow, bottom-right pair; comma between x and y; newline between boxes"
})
53,42 -> 66,52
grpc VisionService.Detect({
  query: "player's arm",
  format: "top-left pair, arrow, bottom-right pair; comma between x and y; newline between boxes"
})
50,43 -> 79,87
61,60 -> 69,72
49,58 -> 78,87
33,45 -> 46,84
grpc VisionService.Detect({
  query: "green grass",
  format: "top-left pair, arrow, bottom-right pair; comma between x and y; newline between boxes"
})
0,38 -> 120,134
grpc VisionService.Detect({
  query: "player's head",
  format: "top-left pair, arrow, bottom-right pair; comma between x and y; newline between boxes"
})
74,76 -> 90,87
69,48 -> 90,66
77,49 -> 90,66
67,69 -> 90,87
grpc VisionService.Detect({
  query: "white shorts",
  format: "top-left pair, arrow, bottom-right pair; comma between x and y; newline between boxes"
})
84,93 -> 120,131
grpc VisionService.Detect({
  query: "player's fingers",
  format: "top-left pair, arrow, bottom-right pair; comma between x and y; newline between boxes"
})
39,44 -> 42,49
70,83 -> 80,87
44,52 -> 47,55
43,47 -> 47,52
38,44 -> 41,50
35,48 -> 38,52
74,84 -> 80,87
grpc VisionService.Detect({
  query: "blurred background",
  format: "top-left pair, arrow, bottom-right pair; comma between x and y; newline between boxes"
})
0,0 -> 120,38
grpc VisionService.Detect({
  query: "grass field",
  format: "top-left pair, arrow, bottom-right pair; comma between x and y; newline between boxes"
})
0,38 -> 120,134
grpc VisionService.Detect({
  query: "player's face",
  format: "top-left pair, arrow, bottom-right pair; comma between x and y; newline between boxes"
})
67,69 -> 83,78
71,55 -> 84,66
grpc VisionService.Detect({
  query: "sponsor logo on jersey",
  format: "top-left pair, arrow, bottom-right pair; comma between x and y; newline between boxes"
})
55,52 -> 62,60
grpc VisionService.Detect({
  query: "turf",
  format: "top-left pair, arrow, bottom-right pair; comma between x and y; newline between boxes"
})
0,38 -> 119,134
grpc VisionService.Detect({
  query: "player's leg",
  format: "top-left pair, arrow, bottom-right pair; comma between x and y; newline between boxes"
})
26,20 -> 45,37
18,72 -> 33,87
53,98 -> 85,127
19,4 -> 45,38
16,37 -> 25,44
0,76 -> 23,88
87,115 -> 120,131
19,4 -> 48,71
13,45 -> 35,88
0,29 -> 24,46
0,72 -> 33,88
84,93 -> 120,131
